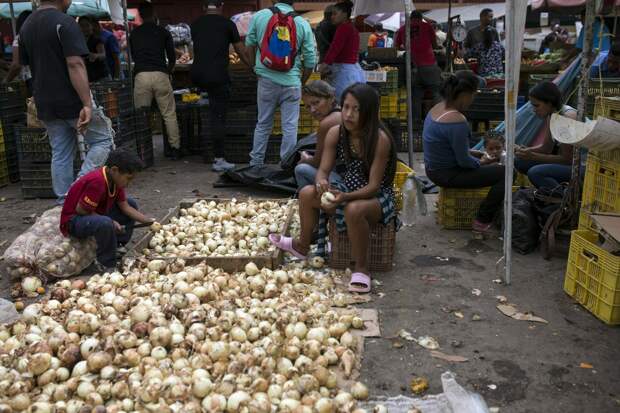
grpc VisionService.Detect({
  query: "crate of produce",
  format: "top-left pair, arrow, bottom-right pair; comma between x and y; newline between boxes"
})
132,198 -> 295,272
380,93 -> 398,118
328,217 -> 396,272
393,161 -> 414,211
564,230 -> 620,325
19,161 -> 56,199
594,96 -> 620,122
581,154 -> 620,215
16,127 -> 50,162
367,67 -> 399,95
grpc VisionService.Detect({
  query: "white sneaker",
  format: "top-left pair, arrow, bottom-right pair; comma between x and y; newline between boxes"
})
212,158 -> 236,172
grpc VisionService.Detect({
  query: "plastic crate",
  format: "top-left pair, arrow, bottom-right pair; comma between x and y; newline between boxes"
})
134,109 -> 154,168
224,106 -> 258,135
16,127 -> 50,162
1,111 -> 26,182
211,135 -> 281,164
229,69 -> 258,105
593,96 -> 620,121
0,147 -> 8,188
394,161 -> 414,211
328,217 -> 396,272
438,187 -> 491,229
590,148 -> 620,164
515,172 -> 531,188
163,103 -> 207,156
464,89 -> 504,121
582,78 -> 620,118
581,155 -> 620,214
380,93 -> 398,118
92,80 -> 133,118
368,67 -> 399,96
19,162 -> 55,199
564,230 -> 620,325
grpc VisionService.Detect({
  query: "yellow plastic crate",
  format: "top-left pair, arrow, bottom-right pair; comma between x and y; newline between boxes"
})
308,72 -> 321,82
590,148 -> 620,164
594,96 -> 620,121
515,172 -> 531,187
581,154 -> 620,214
438,187 -> 491,229
380,94 -> 398,118
564,230 -> 620,325
438,186 -> 518,229
393,161 -> 414,211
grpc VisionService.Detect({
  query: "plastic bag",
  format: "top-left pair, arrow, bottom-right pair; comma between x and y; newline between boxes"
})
2,207 -> 96,280
401,174 -> 429,226
442,372 -> 490,413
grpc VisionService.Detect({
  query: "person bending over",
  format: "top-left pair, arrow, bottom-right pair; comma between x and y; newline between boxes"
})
60,150 -> 155,272
295,80 -> 343,189
271,83 -> 397,294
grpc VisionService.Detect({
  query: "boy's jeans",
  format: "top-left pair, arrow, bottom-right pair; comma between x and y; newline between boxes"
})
250,77 -> 301,166
68,198 -> 137,268
42,106 -> 114,201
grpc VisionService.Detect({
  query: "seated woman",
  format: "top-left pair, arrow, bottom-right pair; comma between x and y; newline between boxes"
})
515,81 -> 577,191
271,83 -> 397,293
295,80 -> 342,190
424,71 -> 506,233
466,27 -> 505,77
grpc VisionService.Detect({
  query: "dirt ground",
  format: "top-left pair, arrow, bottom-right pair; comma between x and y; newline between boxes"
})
1,142 -> 619,413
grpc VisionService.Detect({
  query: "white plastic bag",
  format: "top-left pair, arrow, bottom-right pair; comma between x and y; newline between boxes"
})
2,207 -> 96,280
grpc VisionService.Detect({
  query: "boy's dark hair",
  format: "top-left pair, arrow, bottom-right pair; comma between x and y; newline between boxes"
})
139,3 -> 154,20
480,8 -> 493,18
105,149 -> 143,174
483,130 -> 505,147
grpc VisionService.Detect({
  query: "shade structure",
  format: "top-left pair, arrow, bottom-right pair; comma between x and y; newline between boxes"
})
423,2 -> 531,24
352,0 -> 409,16
0,0 -> 122,19
532,0 -> 620,10
364,12 -> 406,32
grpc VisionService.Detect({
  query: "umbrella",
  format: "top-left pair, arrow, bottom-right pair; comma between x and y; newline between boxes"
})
231,11 -> 254,37
364,12 -> 406,32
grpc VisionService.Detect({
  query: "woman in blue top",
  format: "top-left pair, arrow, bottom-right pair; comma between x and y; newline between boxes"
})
423,71 -> 506,233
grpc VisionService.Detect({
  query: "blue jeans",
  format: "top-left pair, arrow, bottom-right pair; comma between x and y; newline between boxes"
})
42,106 -> 114,201
68,197 -> 137,267
250,77 -> 301,166
294,163 -> 342,190
328,63 -> 366,101
515,160 -> 571,190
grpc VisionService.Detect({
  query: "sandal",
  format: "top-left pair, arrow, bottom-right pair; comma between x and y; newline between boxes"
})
349,272 -> 371,293
268,234 -> 307,260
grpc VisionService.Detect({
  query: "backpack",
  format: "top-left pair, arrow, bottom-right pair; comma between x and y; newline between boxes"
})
259,7 -> 298,72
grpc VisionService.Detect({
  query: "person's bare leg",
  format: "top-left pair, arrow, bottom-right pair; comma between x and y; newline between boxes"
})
344,199 -> 383,278
292,185 -> 321,255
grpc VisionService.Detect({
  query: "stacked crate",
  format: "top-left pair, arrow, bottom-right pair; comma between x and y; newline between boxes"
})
0,124 -> 10,188
0,82 -> 27,182
16,127 -> 61,198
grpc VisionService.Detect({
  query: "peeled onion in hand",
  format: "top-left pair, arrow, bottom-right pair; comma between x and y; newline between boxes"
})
320,192 -> 336,208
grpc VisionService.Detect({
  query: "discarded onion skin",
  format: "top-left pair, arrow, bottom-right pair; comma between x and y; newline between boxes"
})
0,243 -> 371,410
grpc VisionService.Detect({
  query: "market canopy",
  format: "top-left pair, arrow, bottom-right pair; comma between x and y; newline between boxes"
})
364,12 -> 407,32
352,0 -> 411,16
0,0 -> 134,20
532,0 -> 620,10
422,2 -> 519,24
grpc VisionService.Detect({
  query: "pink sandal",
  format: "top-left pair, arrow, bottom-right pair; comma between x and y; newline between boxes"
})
268,234 -> 307,260
349,272 -> 371,293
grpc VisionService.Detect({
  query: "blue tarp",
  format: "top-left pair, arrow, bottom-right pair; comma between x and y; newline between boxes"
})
474,56 -> 583,149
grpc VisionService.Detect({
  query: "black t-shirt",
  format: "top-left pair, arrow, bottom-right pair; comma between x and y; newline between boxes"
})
129,22 -> 176,75
190,14 -> 240,86
19,8 -> 89,121
86,35 -> 107,82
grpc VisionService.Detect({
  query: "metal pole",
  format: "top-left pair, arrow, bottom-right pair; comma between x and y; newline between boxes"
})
404,0 -> 414,167
446,0 -> 453,73
121,0 -> 133,93
502,0 -> 527,285
9,0 -> 16,37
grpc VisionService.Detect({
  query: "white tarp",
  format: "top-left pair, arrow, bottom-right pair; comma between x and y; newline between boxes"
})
364,12 -> 406,32
108,0 -> 124,24
423,2 -> 531,24
551,115 -> 620,150
352,0 -> 410,16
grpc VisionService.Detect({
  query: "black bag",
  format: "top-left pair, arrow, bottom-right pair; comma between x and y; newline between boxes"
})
511,189 -> 540,254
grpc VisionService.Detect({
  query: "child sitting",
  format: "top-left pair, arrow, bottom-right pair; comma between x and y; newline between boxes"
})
60,149 -> 155,272
472,131 -> 506,165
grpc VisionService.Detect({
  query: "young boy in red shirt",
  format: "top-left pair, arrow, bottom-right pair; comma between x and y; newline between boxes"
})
60,150 -> 154,271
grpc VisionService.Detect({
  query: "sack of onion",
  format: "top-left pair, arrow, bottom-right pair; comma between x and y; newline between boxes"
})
2,207 -> 96,284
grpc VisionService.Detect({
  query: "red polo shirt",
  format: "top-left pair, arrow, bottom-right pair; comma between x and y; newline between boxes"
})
60,167 -> 126,236
395,20 -> 437,67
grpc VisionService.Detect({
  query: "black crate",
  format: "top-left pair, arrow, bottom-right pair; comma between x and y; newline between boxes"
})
162,103 -> 206,156
134,109 -> 154,168
464,89 -> 504,121
1,112 -> 26,182
16,127 -> 51,162
20,161 -> 55,199
229,69 -> 257,105
92,80 -> 133,118
0,82 -> 27,108
202,105 -> 258,136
